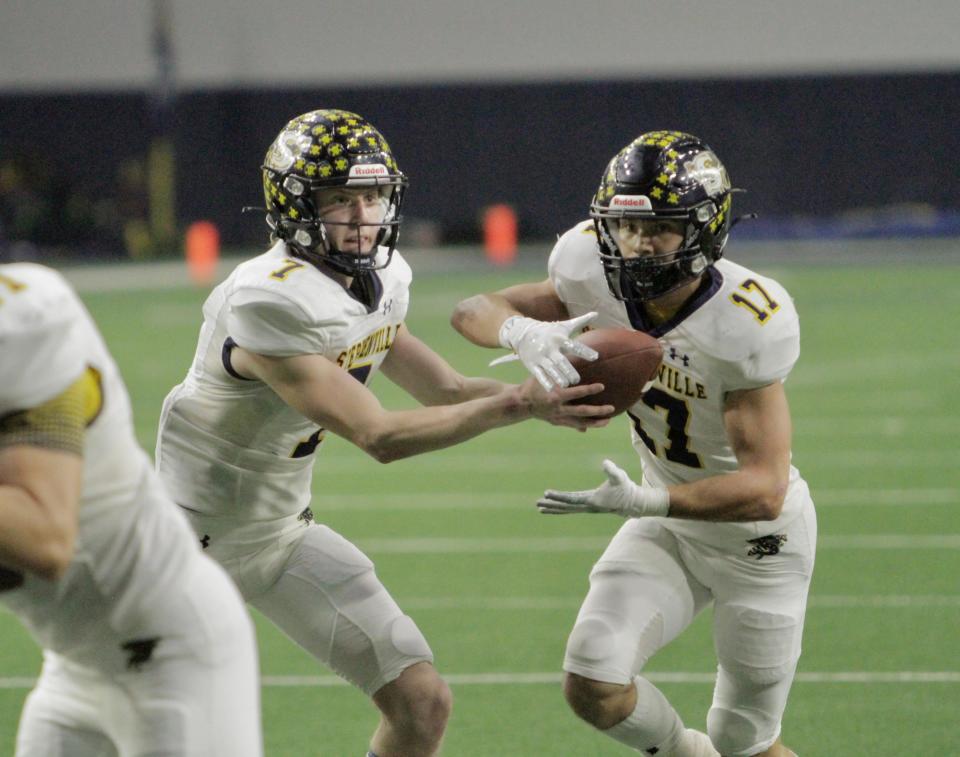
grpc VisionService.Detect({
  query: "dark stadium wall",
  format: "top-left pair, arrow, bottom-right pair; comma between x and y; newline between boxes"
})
2,72 -> 959,250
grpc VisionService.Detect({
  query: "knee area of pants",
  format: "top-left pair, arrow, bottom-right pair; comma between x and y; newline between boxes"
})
707,706 -> 776,757
715,605 -> 800,686
389,615 -> 432,659
716,656 -> 797,687
566,615 -> 619,664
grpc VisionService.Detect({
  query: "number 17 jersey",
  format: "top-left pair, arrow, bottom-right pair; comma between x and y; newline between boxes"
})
548,221 -> 812,544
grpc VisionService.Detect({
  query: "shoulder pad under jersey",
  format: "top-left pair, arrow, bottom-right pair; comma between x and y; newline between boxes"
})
0,264 -> 87,413
694,259 -> 801,388
548,221 -> 607,300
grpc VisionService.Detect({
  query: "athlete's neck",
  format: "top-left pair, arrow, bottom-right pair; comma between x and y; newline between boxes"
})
315,260 -> 353,290
642,276 -> 704,325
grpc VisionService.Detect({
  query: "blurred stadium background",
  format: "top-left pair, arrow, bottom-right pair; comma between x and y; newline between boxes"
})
1,2 -> 958,754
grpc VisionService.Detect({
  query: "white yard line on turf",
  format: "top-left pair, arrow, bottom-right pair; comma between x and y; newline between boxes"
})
392,595 -> 960,611
794,417 -> 958,435
314,488 -> 959,510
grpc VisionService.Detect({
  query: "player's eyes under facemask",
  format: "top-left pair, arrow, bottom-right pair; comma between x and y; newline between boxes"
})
317,191 -> 391,224
609,217 -> 687,259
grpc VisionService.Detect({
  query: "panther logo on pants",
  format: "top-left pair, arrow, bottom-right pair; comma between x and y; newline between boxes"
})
746,534 -> 787,560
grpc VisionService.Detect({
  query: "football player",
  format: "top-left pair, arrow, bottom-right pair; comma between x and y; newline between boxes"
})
0,263 -> 262,756
451,132 -> 815,757
155,109 -> 610,757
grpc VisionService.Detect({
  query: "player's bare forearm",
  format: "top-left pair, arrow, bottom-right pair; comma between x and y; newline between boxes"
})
398,372 -> 507,406
236,346 -> 611,463
352,387 -> 533,462
0,448 -> 81,579
662,381 -> 792,521
381,327 -> 507,405
429,375 -> 507,404
664,466 -> 789,522
0,485 -> 67,577
451,292 -> 520,346
356,380 -> 611,462
451,279 -> 570,347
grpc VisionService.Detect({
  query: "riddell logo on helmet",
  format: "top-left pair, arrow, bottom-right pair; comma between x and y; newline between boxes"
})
349,164 -> 389,177
610,195 -> 652,210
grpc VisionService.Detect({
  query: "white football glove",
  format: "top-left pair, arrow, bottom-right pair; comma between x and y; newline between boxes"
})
495,312 -> 599,391
537,459 -> 670,518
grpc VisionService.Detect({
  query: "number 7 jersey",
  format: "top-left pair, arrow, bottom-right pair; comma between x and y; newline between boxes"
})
156,242 -> 410,521
549,221 -> 811,542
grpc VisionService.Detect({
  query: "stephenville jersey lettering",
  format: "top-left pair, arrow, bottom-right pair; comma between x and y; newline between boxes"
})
0,264 -> 197,663
549,222 -> 811,542
156,242 -> 410,520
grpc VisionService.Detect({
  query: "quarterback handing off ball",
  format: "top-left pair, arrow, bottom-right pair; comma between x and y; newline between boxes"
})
571,329 -> 662,416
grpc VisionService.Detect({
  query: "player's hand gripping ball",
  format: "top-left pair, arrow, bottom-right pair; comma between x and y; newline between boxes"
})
569,329 -> 662,416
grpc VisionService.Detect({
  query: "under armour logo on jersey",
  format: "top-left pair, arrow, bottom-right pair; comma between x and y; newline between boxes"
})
200,534 -> 211,549
667,347 -> 690,366
747,534 -> 787,560
381,298 -> 394,315
122,637 -> 160,670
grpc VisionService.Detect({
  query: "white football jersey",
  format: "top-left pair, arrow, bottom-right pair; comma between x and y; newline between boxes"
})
0,263 -> 199,664
157,241 -> 410,520
549,221 -> 811,543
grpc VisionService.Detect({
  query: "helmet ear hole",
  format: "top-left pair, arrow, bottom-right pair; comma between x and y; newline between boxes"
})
695,203 -> 715,223
283,176 -> 307,196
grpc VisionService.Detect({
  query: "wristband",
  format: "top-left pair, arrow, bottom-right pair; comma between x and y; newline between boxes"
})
625,486 -> 671,518
498,315 -> 534,350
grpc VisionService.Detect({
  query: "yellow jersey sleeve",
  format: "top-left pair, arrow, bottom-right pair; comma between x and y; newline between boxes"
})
0,367 -> 103,455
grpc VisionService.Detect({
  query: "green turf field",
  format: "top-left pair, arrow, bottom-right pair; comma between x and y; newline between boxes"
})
1,256 -> 958,754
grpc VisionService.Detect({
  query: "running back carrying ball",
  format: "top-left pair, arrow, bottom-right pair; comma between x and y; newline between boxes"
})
570,329 -> 662,416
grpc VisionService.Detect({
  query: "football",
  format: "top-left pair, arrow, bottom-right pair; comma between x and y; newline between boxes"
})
570,328 -> 662,416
